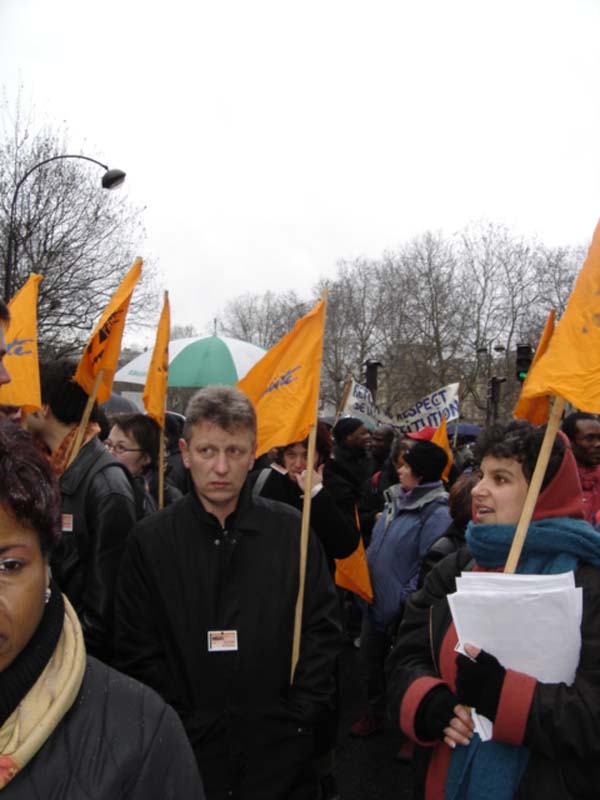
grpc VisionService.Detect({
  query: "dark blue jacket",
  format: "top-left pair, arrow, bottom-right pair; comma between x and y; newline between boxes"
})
366,481 -> 450,632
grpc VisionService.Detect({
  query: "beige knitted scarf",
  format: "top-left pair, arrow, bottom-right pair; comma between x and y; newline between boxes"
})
0,596 -> 86,789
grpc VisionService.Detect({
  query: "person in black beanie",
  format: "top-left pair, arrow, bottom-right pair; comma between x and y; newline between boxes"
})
325,417 -> 376,544
402,440 -> 449,484
350,439 -> 450,737
332,416 -> 367,445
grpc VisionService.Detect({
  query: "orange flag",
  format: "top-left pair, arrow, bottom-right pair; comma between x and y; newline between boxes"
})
74,258 -> 142,404
431,414 -> 453,482
513,309 -> 556,424
143,291 -> 170,428
335,508 -> 373,603
522,222 -> 600,411
335,543 -> 373,603
237,299 -> 326,456
0,273 -> 42,415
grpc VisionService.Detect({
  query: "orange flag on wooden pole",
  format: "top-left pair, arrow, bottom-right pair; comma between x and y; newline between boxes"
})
237,299 -> 326,456
335,507 -> 373,603
74,258 -> 142,405
0,273 -> 43,415
513,309 -> 556,424
143,290 -> 170,509
143,291 -> 170,429
431,414 -> 453,482
522,222 -> 600,411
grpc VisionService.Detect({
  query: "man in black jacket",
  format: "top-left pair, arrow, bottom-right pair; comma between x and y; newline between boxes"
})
325,416 -> 377,543
114,386 -> 342,800
26,360 -> 137,663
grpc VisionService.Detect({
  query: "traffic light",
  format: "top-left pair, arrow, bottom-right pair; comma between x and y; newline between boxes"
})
516,343 -> 533,382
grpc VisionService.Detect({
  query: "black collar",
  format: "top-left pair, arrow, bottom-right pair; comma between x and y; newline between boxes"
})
0,582 -> 64,726
188,480 -> 267,534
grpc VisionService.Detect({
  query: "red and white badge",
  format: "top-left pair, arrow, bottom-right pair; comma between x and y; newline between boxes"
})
61,513 -> 74,533
208,630 -> 238,652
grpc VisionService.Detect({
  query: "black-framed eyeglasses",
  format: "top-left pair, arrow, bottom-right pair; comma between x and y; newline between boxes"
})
105,441 -> 143,455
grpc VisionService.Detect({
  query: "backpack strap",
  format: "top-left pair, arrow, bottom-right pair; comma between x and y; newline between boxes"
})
252,468 -> 272,501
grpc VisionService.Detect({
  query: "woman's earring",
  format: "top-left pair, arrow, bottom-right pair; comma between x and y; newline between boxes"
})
45,587 -> 52,605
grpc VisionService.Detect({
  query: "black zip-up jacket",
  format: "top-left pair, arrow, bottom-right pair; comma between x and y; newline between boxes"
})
324,444 -> 378,544
52,437 -> 137,664
114,484 -> 342,800
4,656 -> 204,799
248,466 -> 360,573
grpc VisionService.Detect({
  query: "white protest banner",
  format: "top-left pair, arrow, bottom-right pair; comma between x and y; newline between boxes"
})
340,378 -> 394,428
396,382 -> 460,433
339,379 -> 460,433
340,378 -> 396,429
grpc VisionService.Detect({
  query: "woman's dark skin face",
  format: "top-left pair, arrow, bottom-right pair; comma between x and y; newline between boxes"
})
0,503 -> 47,672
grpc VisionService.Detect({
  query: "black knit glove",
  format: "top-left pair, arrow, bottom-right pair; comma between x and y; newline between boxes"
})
455,649 -> 506,722
414,685 -> 459,742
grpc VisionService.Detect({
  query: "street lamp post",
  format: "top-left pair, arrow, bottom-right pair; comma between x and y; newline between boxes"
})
364,359 -> 383,402
4,154 -> 126,299
477,341 -> 506,425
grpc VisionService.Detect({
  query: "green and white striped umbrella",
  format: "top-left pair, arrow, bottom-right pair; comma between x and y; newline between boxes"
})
115,336 -> 266,388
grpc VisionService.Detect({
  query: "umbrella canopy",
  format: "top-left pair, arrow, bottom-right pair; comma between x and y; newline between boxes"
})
446,422 -> 482,439
114,336 -> 266,388
101,393 -> 141,414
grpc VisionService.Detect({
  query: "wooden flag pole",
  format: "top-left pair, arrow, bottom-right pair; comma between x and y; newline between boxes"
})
504,395 -> 566,574
66,369 -> 104,468
158,425 -> 165,510
290,421 -> 319,682
290,288 -> 327,683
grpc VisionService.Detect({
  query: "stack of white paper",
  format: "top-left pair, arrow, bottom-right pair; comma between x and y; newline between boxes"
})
448,571 -> 582,740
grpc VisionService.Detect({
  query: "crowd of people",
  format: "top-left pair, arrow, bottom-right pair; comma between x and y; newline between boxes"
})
0,299 -> 600,799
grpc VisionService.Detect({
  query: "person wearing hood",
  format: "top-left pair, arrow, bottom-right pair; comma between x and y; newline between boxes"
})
351,440 -> 451,737
386,420 -> 600,800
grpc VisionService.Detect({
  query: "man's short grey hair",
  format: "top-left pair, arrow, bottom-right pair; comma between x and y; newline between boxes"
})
183,386 -> 257,442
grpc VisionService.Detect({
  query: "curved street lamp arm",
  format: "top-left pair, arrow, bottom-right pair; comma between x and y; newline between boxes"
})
9,154 -> 110,217
5,154 -> 112,299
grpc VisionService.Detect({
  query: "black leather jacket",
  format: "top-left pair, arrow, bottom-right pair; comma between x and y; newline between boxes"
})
3,656 -> 205,799
52,437 -> 137,663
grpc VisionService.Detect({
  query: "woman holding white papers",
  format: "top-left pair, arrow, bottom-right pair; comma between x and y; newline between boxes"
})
387,421 -> 600,800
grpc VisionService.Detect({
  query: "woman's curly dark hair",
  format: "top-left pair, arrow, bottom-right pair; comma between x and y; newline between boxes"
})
473,420 -> 565,491
0,419 -> 61,556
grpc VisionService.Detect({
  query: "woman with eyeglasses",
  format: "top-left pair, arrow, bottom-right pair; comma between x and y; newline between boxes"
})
106,413 -> 182,513
0,419 -> 204,798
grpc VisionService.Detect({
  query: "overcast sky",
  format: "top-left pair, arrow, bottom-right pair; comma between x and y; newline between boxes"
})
2,0 -> 599,341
